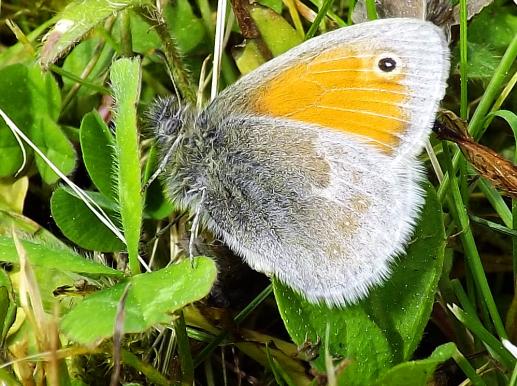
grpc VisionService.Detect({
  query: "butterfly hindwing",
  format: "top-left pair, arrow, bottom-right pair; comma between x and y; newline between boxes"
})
194,116 -> 423,305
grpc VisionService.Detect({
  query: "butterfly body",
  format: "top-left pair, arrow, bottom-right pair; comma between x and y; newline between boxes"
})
149,18 -> 450,306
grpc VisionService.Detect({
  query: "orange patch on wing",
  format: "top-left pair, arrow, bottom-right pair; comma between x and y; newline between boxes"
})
251,47 -> 409,152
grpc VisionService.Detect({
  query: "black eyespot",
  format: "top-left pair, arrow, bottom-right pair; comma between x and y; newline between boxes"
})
378,57 -> 397,72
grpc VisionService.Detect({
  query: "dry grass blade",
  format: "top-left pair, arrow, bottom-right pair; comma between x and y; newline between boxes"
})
13,231 -> 45,342
12,230 -> 62,383
435,110 -> 517,198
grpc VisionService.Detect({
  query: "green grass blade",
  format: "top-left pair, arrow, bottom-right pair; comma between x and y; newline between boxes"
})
174,310 -> 195,385
441,142 -> 508,339
365,0 -> 377,20
494,109 -> 517,287
437,34 -> 517,202
193,284 -> 273,367
305,0 -> 335,39
451,344 -> 487,386
449,305 -> 515,369
470,215 -> 517,238
477,178 -> 512,228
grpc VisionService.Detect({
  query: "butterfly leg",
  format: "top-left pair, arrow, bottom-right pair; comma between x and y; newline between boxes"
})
189,187 -> 206,266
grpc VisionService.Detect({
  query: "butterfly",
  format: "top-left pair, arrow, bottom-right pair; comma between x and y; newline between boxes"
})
147,17 -> 450,306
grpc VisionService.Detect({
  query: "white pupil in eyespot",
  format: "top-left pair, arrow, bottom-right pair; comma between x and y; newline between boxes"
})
378,57 -> 397,72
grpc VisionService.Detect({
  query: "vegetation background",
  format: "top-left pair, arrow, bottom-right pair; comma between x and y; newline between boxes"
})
0,0 -> 516,384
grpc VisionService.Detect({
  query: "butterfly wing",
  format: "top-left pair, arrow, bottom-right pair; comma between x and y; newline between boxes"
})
208,18 -> 449,159
166,18 -> 449,305
195,116 -> 425,305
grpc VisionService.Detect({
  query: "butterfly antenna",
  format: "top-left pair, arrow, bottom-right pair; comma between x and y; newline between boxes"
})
142,133 -> 183,193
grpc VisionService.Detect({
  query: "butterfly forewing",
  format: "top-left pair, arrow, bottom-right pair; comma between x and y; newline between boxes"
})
210,18 -> 449,158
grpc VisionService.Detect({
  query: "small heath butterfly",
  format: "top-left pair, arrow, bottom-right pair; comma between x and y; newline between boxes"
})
148,18 -> 450,306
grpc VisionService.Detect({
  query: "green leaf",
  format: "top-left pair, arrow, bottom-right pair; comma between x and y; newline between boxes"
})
0,125 -> 24,177
31,116 -> 76,184
0,63 -> 64,178
25,64 -> 72,184
0,210 -> 117,312
468,3 -> 517,52
250,6 -> 303,57
40,0 -> 152,68
0,208 -> 71,245
0,64 -> 32,176
165,0 -> 207,54
257,0 -> 284,14
0,367 -> 21,386
489,110 -> 517,135
60,257 -> 217,344
0,212 -> 121,313
451,42 -> 501,80
372,343 -> 456,385
274,183 -> 445,384
234,7 -> 304,74
110,1 -> 207,56
61,38 -> 114,96
0,177 -> 28,213
26,64 -> 61,121
50,187 -> 125,252
0,236 -> 122,277
144,179 -> 174,220
449,2 -> 517,81
79,111 -> 116,199
234,40 -> 267,75
0,269 -> 16,344
110,57 -> 143,275
127,11 -> 162,54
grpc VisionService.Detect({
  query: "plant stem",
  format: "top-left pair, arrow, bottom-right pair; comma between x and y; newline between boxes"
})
139,7 -> 197,104
442,143 -> 508,339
